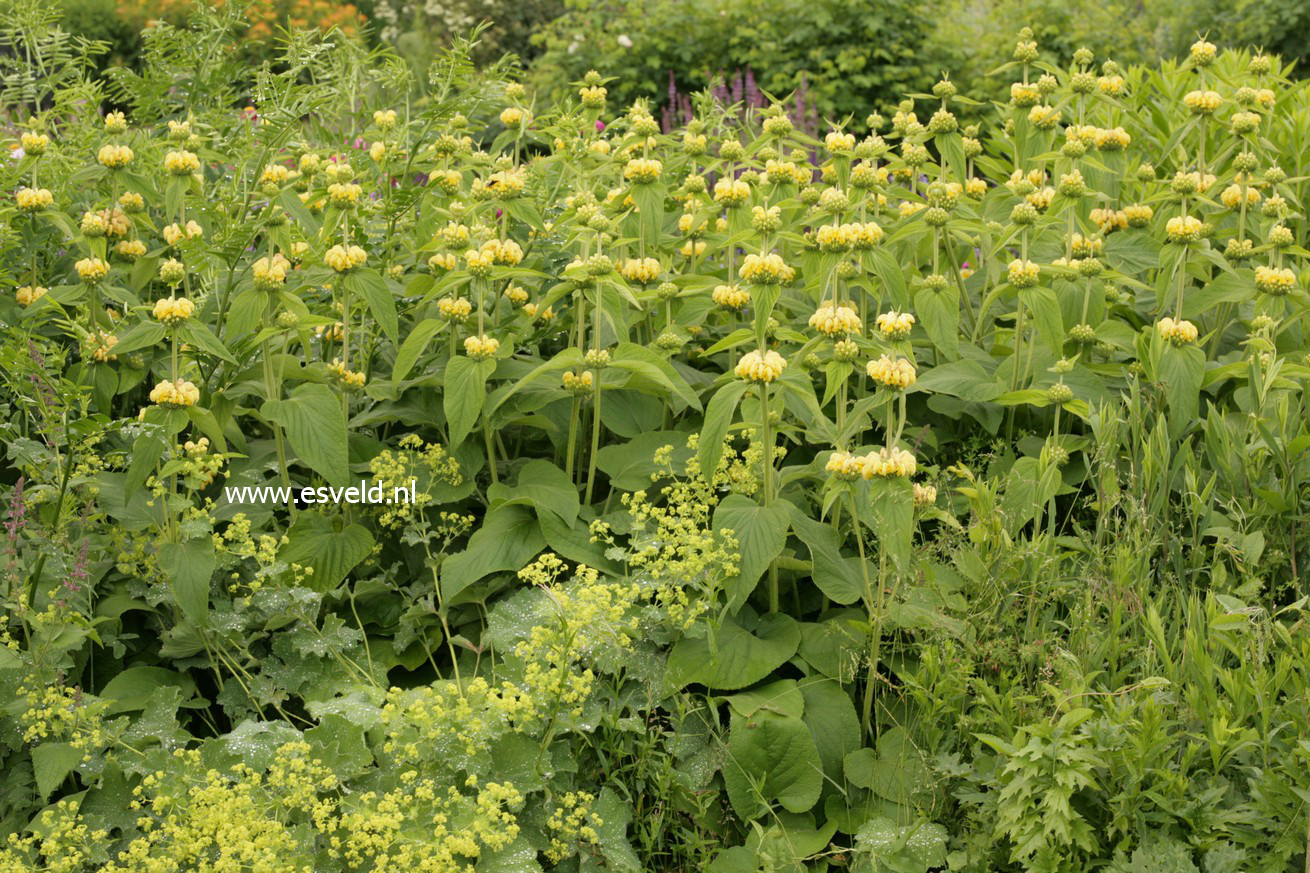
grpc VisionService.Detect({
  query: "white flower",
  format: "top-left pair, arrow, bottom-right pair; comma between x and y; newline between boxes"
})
616,34 -> 633,48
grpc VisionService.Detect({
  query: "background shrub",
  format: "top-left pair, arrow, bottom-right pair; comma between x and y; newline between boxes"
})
369,0 -> 563,68
528,0 -> 955,129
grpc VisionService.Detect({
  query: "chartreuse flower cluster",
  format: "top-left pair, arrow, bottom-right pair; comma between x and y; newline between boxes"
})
332,775 -> 524,871
545,791 -> 603,863
589,438 -> 742,627
17,684 -> 107,753
512,559 -> 643,717
381,678 -> 537,763
0,801 -> 108,873
107,746 -> 333,872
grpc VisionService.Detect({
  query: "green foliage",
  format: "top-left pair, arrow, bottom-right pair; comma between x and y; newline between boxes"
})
2,5 -> 1310,873
981,710 -> 1103,868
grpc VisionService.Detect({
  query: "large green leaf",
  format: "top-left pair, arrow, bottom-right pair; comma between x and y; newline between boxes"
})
100,667 -> 197,715
440,504 -> 545,601
32,742 -> 82,799
854,817 -> 949,872
868,248 -> 908,308
186,407 -> 228,452
938,132 -> 966,182
488,347 -> 582,415
798,616 -> 867,681
599,390 -> 664,438
226,287 -> 265,339
1184,271 -> 1251,320
1104,231 -> 1161,274
752,285 -> 782,348
709,848 -> 758,873
725,678 -> 805,719
911,358 -> 1002,402
582,789 -> 642,873
262,383 -> 349,486
279,511 -> 375,591
158,536 -> 214,625
108,320 -> 168,356
304,713 -> 374,779
914,284 -> 959,359
867,477 -> 914,573
612,342 -> 702,411
666,613 -> 800,690
479,837 -> 544,873
392,317 -> 442,385
1000,456 -> 1063,535
787,505 -> 865,604
800,678 -> 862,795
697,380 -> 748,479
844,726 -> 934,805
125,431 -> 167,499
1019,285 -> 1064,356
220,720 -> 303,771
1160,342 -> 1205,436
722,708 -> 824,819
594,430 -> 693,491
444,355 -> 494,449
348,268 -> 398,344
179,319 -> 236,363
714,495 -> 790,609
488,459 -> 579,527
538,511 -> 622,574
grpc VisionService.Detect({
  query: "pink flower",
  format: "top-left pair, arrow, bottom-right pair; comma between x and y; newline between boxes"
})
596,120 -> 606,132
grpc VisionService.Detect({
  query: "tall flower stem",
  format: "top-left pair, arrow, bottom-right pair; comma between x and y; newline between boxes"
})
760,379 -> 778,612
848,492 -> 878,738
585,379 -> 602,505
261,291 -> 292,495
565,395 -> 582,480
836,379 -> 848,449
